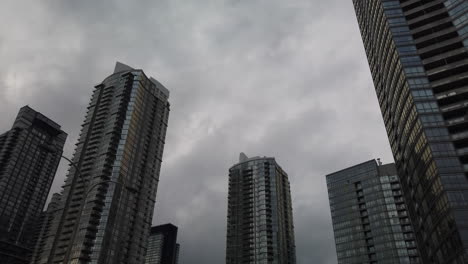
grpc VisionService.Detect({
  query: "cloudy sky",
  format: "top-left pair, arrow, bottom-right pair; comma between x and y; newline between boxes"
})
0,0 -> 394,263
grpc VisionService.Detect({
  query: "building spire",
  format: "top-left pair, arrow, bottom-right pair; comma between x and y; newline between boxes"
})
239,152 -> 248,162
114,61 -> 134,73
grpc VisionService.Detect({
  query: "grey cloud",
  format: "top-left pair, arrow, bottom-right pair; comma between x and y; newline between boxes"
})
1,0 -> 393,263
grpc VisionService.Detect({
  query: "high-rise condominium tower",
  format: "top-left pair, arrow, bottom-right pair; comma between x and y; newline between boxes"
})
145,224 -> 179,264
327,160 -> 419,264
353,1 -> 468,263
0,106 -> 67,264
226,153 -> 296,264
36,62 -> 170,264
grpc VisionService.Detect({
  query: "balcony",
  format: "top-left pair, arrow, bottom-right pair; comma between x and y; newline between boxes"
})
440,100 -> 468,113
452,131 -> 468,141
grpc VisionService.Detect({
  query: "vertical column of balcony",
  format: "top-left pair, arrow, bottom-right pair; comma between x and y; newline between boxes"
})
278,167 -> 295,264
242,166 -> 254,263
399,0 -> 468,262
86,72 -> 136,263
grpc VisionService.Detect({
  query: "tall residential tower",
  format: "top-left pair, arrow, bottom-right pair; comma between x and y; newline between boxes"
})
36,62 -> 170,264
0,106 -> 67,264
145,224 -> 180,264
226,153 -> 296,264
353,0 -> 468,263
327,160 -> 419,264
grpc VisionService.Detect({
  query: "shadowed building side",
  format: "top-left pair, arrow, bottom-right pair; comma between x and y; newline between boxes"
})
0,106 -> 67,264
145,224 -> 179,264
31,193 -> 62,264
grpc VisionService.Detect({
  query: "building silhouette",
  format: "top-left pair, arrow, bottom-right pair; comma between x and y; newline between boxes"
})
0,106 -> 67,264
35,62 -> 170,264
175,244 -> 180,264
145,224 -> 179,264
353,1 -> 468,262
226,153 -> 296,264
327,160 -> 419,263
31,193 -> 62,264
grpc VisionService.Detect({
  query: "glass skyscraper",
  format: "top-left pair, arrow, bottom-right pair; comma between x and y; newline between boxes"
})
327,160 -> 419,264
226,153 -> 296,264
0,106 -> 67,264
353,1 -> 468,263
145,224 -> 179,264
35,62 -> 170,264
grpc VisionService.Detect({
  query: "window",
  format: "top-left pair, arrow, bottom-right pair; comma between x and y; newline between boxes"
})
411,89 -> 433,99
407,77 -> 429,88
430,143 -> 456,156
404,66 -> 425,76
445,0 -> 463,8
383,1 -> 400,8
388,17 -> 406,25
385,9 -> 403,16
458,24 -> 468,36
454,13 -> 468,26
398,45 -> 417,55
391,26 -> 410,34
415,102 -> 439,113
420,114 -> 445,126
447,191 -> 468,206
435,158 -> 461,172
401,56 -> 420,65
448,1 -> 468,17
425,128 -> 450,140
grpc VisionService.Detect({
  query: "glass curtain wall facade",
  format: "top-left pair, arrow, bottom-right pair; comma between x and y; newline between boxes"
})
226,153 -> 296,264
36,62 -> 170,264
145,233 -> 163,264
352,0 -> 468,263
0,106 -> 66,264
327,160 -> 419,264
145,224 -> 179,264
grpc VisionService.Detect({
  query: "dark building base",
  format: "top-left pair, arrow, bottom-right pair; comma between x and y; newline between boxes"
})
0,241 -> 31,264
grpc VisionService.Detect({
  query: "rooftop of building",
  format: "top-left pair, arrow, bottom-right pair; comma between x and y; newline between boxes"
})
325,159 -> 376,179
150,223 -> 178,234
111,61 -> 170,99
230,152 -> 277,167
11,106 -> 67,138
325,159 -> 396,184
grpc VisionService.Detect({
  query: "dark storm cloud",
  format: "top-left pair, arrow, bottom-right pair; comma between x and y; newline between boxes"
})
0,0 -> 394,263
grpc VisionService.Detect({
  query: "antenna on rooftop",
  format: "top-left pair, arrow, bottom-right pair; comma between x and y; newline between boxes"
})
377,158 -> 382,166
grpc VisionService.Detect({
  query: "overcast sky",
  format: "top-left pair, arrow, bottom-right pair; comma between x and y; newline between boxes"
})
0,1 -> 394,263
